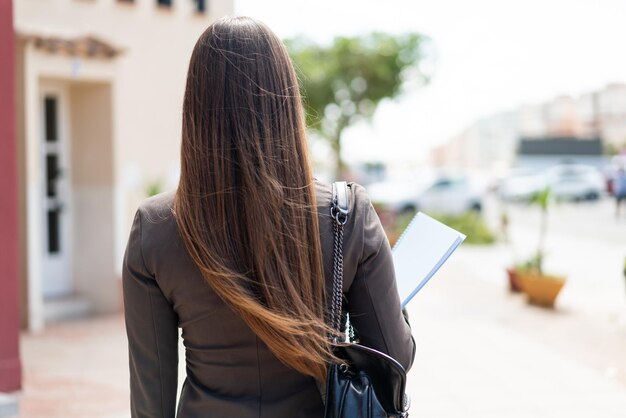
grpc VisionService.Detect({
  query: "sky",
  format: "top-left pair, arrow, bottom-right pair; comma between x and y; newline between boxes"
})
236,0 -> 626,165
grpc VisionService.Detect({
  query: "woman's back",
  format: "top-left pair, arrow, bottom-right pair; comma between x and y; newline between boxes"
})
122,15 -> 414,418
123,179 -> 415,417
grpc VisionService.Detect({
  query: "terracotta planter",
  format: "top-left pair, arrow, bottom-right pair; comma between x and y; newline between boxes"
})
505,268 -> 523,293
518,272 -> 566,308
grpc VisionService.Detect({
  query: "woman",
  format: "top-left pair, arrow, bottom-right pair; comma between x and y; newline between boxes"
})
122,16 -> 415,418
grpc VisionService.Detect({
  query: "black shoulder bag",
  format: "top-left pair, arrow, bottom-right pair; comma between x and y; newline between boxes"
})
325,181 -> 410,418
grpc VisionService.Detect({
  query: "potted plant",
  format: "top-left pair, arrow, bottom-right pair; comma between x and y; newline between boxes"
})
505,266 -> 524,293
513,187 -> 566,308
501,208 -> 525,292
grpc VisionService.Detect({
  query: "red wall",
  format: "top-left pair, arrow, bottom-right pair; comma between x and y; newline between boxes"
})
0,0 -> 23,392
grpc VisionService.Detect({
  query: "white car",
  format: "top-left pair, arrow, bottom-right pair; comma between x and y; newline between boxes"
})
366,180 -> 425,214
499,164 -> 605,202
416,177 -> 483,215
497,169 -> 546,202
544,164 -> 605,201
368,177 -> 483,216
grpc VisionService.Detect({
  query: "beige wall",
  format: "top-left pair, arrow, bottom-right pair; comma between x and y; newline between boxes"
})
18,42 -> 119,329
14,0 -> 235,279
69,82 -> 118,313
15,0 -> 234,327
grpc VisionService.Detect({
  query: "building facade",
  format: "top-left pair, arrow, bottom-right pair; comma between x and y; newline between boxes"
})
13,0 -> 234,332
430,111 -> 519,176
432,84 -> 626,173
516,137 -> 607,171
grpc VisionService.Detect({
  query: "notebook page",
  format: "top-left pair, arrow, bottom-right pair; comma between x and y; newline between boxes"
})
391,212 -> 466,307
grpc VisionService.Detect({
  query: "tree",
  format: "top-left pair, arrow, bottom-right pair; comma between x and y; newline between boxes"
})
286,32 -> 430,178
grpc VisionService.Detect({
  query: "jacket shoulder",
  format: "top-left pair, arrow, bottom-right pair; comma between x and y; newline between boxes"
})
137,189 -> 176,224
134,190 -> 180,277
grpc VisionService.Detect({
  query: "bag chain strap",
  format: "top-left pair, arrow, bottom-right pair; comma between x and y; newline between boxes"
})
330,213 -> 345,336
330,187 -> 355,343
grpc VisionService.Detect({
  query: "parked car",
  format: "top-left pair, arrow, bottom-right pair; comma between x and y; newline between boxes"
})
366,180 -> 425,214
544,164 -> 605,201
497,169 -> 545,202
499,164 -> 605,202
416,177 -> 483,215
368,177 -> 483,216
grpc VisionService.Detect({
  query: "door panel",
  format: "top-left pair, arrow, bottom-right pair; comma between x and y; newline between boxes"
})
41,88 -> 72,298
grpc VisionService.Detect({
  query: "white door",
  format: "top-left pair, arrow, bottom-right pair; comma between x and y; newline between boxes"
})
40,87 -> 73,298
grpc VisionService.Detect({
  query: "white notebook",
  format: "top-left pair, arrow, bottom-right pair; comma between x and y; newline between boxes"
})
392,212 -> 466,307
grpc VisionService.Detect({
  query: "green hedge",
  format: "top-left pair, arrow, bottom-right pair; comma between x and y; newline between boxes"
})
388,210 -> 496,245
433,212 -> 496,245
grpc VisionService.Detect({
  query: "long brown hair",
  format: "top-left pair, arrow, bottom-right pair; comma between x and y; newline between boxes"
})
174,16 -> 339,381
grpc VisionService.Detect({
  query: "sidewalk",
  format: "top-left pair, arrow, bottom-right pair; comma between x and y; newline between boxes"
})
18,316 -> 130,418
406,254 -> 626,417
15,250 -> 626,417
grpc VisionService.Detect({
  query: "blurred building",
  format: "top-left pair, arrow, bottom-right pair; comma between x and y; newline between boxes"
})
12,0 -> 234,331
430,111 -> 518,176
432,83 -> 626,173
516,137 -> 606,171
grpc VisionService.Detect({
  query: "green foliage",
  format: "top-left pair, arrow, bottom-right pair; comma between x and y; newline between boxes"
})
145,180 -> 163,197
605,143 -> 618,156
527,186 -> 552,274
605,141 -> 626,156
515,251 -> 544,275
286,32 -> 429,177
529,186 -> 551,212
385,209 -> 495,245
434,212 -> 496,245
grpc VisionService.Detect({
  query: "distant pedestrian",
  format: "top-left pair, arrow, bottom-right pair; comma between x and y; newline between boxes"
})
614,167 -> 626,218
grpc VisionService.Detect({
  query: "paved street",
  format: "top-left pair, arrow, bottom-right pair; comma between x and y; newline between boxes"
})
13,196 -> 626,417
404,195 -> 626,417
407,251 -> 626,417
483,195 -> 626,320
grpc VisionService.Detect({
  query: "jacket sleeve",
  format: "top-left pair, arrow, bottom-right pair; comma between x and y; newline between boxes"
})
345,185 -> 417,372
122,207 -> 179,418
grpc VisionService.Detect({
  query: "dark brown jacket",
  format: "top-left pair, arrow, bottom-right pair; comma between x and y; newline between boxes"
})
122,179 -> 416,418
